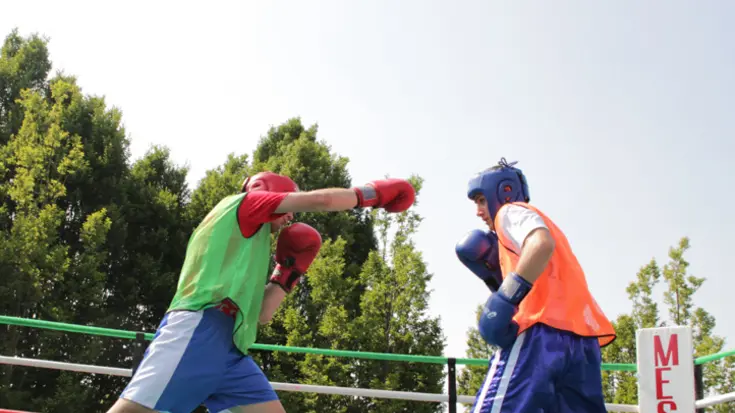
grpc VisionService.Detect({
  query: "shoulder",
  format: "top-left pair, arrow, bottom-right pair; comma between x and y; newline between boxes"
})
496,204 -> 548,252
237,191 -> 289,237
242,190 -> 290,205
497,204 -> 546,229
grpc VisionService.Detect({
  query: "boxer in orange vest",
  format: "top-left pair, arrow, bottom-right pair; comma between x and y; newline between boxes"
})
456,158 -> 616,412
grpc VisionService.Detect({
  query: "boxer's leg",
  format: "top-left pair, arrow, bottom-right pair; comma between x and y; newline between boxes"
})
112,308 -> 233,413
555,333 -> 607,413
469,323 -> 567,413
204,349 -> 283,413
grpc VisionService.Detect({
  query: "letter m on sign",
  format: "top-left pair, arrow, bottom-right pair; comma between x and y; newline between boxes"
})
654,334 -> 679,367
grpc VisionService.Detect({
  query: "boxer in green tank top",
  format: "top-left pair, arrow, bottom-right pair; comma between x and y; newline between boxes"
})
109,172 -> 416,413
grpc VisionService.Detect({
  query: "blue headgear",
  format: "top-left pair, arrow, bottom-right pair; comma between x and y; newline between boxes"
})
467,158 -> 530,220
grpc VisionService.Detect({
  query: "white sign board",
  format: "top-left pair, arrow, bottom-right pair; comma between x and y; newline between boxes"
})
636,326 -> 696,412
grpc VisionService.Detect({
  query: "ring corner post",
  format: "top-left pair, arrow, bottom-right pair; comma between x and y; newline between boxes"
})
448,358 -> 457,413
695,363 -> 705,413
131,332 -> 146,376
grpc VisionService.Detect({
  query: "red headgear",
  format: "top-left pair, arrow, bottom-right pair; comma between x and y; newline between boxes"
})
241,171 -> 299,193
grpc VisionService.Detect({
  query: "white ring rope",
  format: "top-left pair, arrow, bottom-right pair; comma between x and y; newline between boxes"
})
0,354 -> 653,412
0,355 -> 131,377
695,391 -> 735,408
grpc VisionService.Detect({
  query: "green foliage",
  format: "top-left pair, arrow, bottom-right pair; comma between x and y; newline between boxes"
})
231,120 -> 445,413
0,29 -> 446,413
0,28 -> 51,145
601,237 -> 734,410
344,179 -> 446,413
0,30 -> 201,411
3,26 -> 735,413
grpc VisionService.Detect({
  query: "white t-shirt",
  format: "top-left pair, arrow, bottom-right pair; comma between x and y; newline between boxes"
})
495,204 -> 548,254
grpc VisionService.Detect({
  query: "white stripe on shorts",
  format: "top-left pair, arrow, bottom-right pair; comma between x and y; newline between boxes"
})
472,351 -> 501,413
490,332 -> 525,413
472,331 -> 527,413
121,311 -> 204,409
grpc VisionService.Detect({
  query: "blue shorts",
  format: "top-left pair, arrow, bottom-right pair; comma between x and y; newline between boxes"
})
470,323 -> 607,413
120,307 -> 278,413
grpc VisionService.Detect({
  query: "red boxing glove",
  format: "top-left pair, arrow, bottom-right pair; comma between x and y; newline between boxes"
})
353,178 -> 416,213
269,223 -> 323,293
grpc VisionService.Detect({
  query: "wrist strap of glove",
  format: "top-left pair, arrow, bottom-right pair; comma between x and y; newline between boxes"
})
353,185 -> 379,208
269,264 -> 303,293
497,272 -> 533,306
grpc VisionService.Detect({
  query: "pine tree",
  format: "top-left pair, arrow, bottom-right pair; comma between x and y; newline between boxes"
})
658,238 -> 733,412
600,237 -> 735,410
347,179 -> 446,413
601,259 -> 661,405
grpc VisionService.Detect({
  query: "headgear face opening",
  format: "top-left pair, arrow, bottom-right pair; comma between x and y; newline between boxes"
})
467,158 -> 530,221
241,171 -> 299,194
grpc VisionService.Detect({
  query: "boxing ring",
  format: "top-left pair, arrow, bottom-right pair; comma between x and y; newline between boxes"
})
1,316 -> 734,412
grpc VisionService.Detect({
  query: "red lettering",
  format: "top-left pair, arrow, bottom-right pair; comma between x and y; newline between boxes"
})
655,367 -> 673,399
654,334 -> 679,367
658,400 -> 678,412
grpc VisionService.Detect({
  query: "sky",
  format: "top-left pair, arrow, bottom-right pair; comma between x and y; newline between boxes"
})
3,0 -> 735,402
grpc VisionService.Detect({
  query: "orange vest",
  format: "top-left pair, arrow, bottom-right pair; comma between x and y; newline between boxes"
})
494,202 -> 616,347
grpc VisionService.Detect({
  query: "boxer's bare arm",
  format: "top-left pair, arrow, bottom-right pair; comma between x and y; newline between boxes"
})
274,188 -> 358,213
495,204 -> 554,284
514,227 -> 555,283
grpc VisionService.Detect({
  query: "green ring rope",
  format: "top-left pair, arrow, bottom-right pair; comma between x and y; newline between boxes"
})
12,315 -> 730,372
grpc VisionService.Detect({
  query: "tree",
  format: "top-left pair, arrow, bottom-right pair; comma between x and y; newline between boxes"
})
346,178 -> 446,413
0,30 -> 193,412
601,237 -> 735,411
658,238 -> 733,412
601,259 -> 661,405
0,28 -> 51,146
0,29 -> 446,412
183,118 -> 379,412
0,67 -> 113,410
191,119 -> 446,413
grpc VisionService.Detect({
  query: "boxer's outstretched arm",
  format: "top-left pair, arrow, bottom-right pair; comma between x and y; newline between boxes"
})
275,188 -> 358,213
274,178 -> 416,214
514,228 -> 555,283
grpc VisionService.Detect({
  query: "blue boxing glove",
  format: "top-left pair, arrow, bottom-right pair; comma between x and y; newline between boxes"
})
455,229 -> 503,291
478,272 -> 533,349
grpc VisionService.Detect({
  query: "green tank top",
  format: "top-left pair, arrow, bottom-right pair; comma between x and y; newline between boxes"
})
167,192 -> 272,355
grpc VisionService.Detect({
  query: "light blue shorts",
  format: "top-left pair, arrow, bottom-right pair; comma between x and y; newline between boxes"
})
120,307 -> 278,413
